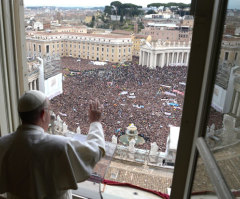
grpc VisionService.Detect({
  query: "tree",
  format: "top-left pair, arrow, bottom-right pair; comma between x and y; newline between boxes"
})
120,14 -> 124,23
104,6 -> 112,15
104,1 -> 143,22
146,10 -> 157,15
138,21 -> 144,31
110,1 -> 122,15
90,16 -> 95,28
122,3 -> 142,18
147,3 -> 164,8
147,2 -> 190,9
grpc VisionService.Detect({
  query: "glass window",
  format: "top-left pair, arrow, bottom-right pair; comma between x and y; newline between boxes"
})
225,52 -> 229,60
190,0 -> 239,198
14,1 -> 200,198
46,45 -> 49,53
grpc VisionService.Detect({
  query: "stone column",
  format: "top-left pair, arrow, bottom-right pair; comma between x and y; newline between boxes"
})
146,52 -> 148,67
166,53 -> 168,66
171,52 -> 174,64
186,52 -> 190,65
150,52 -> 153,69
161,53 -> 165,67
147,52 -> 150,68
30,81 -> 33,90
38,57 -> 45,93
237,101 -> 240,117
36,78 -> 39,90
139,50 -> 142,65
181,52 -> 184,65
142,51 -> 145,66
232,91 -> 239,115
176,52 -> 179,65
153,53 -> 157,68
146,52 -> 148,66
183,53 -> 186,65
167,53 -> 170,66
34,80 -> 37,90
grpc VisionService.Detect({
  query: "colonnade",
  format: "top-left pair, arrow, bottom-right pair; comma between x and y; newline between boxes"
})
231,87 -> 240,117
28,79 -> 39,90
139,45 -> 191,69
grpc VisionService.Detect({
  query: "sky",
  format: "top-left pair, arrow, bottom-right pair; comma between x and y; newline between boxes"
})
23,0 -> 191,8
23,0 -> 239,9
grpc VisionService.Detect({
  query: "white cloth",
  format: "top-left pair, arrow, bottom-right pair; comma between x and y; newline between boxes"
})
7,190 -> 72,199
0,122 -> 105,199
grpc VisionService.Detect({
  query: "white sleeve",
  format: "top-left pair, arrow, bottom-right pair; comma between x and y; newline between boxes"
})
87,122 -> 105,156
63,122 -> 105,182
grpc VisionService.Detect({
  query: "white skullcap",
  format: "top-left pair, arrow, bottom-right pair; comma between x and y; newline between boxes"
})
18,90 -> 47,112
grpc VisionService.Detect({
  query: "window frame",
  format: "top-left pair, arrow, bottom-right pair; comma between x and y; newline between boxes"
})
0,0 -> 235,198
0,0 -> 28,135
171,0 -> 233,198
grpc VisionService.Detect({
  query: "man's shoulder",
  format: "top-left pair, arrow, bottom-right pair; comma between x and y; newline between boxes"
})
0,132 -> 15,145
40,134 -> 73,149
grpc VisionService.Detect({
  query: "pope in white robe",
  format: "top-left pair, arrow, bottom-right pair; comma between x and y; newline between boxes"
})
0,90 -> 105,199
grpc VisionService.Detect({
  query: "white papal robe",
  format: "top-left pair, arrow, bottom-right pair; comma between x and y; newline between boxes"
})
0,122 -> 105,199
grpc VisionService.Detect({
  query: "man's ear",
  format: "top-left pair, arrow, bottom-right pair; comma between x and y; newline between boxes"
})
40,109 -> 46,121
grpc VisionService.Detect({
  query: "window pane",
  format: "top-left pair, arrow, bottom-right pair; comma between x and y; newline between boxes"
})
23,1 -> 193,197
191,157 -> 218,198
203,0 -> 240,194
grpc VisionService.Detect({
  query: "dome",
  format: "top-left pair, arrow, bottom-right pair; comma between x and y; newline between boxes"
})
146,35 -> 152,43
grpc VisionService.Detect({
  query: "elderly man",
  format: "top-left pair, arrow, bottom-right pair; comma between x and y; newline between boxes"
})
0,90 -> 105,199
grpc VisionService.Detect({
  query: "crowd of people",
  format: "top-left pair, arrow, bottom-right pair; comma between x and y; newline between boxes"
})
50,57 -> 223,151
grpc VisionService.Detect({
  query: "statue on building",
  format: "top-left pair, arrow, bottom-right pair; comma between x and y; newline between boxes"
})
128,139 -> 136,153
150,142 -> 159,156
49,112 -> 56,134
149,142 -> 159,163
76,126 -> 81,134
56,115 -> 63,132
112,135 -> 118,144
62,122 -> 68,134
209,124 -> 215,137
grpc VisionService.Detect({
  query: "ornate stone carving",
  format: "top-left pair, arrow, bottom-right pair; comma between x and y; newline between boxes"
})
112,135 -> 118,144
128,139 -> 136,153
76,126 -> 81,134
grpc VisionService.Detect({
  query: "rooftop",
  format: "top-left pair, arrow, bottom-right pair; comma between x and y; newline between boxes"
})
27,31 -> 132,39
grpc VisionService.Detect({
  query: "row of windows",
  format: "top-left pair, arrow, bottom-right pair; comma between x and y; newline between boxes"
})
224,51 -> 238,61
34,35 -> 131,43
179,34 -> 189,38
30,43 -> 132,54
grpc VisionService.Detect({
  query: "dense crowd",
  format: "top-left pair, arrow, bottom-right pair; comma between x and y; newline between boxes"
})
50,57 -> 223,151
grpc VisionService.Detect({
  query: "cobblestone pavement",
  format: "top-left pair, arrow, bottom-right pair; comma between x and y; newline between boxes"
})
192,141 -> 240,193
101,142 -> 240,195
104,159 -> 173,194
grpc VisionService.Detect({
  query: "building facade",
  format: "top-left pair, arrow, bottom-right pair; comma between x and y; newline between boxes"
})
219,36 -> 240,66
26,32 -> 133,63
131,34 -> 147,57
27,59 -> 40,90
211,36 -> 240,113
139,40 -> 191,69
140,23 -> 192,42
33,22 -> 44,31
52,26 -> 88,33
